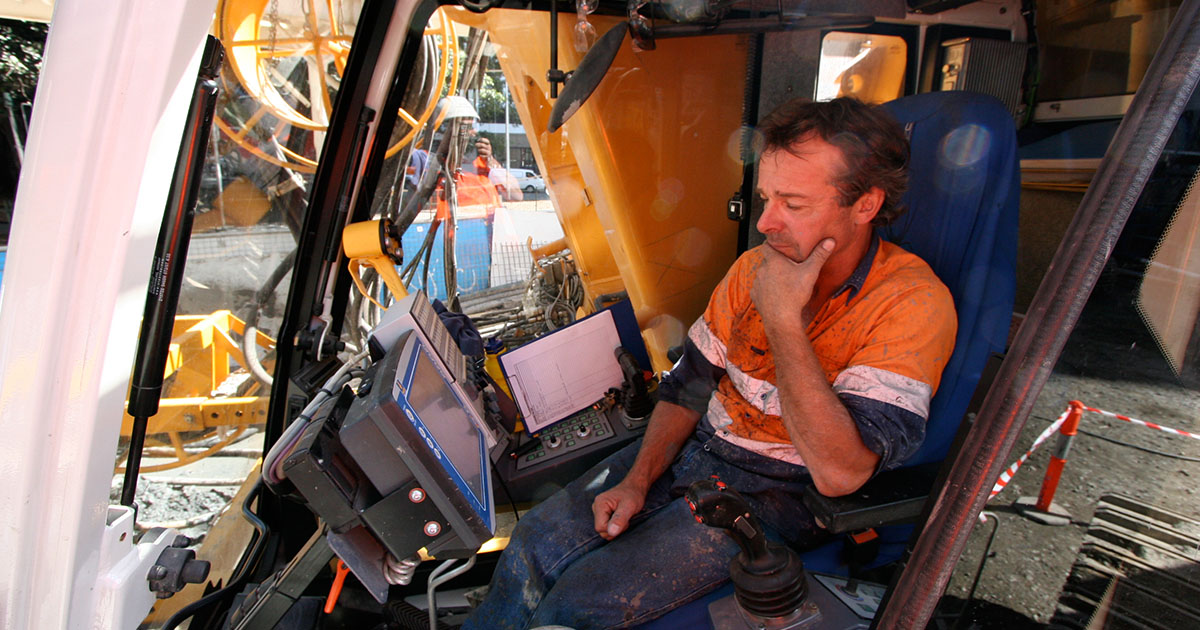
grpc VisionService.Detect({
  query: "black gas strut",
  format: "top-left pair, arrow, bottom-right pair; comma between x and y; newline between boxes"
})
120,36 -> 224,507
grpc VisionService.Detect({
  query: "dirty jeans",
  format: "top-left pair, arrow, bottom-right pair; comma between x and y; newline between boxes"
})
460,429 -> 828,630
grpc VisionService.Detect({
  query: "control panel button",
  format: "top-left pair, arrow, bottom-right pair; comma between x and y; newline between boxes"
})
515,408 -> 619,470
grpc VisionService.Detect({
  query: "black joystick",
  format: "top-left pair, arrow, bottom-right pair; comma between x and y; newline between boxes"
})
686,479 -> 809,621
615,347 -> 653,420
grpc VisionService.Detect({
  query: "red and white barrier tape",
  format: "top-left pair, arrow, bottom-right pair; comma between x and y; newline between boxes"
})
1081,404 -> 1200,442
988,402 -> 1199,504
988,407 -> 1071,501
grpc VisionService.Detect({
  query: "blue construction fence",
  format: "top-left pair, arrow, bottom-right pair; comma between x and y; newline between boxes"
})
0,224 -> 539,302
400,217 -> 541,300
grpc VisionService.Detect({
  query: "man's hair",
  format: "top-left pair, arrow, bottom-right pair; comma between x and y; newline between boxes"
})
758,97 -> 909,226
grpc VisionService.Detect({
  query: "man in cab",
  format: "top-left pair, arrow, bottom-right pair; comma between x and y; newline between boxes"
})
463,97 -> 957,630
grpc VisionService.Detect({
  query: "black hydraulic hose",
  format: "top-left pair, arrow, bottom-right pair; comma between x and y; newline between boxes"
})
1077,427 -> 1200,462
241,249 -> 297,388
951,511 -> 1001,630
121,37 -> 224,507
161,480 -> 270,630
401,215 -> 442,285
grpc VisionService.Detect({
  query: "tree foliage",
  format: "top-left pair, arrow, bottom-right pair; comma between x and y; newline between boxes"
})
476,74 -> 517,124
0,18 -> 48,100
472,52 -> 517,124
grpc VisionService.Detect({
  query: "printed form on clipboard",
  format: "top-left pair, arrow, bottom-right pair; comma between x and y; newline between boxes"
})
499,309 -> 625,435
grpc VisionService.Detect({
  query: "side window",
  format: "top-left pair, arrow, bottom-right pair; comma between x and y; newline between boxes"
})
816,31 -> 908,104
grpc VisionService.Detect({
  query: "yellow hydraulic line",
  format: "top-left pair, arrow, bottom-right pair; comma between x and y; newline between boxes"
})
398,108 -> 420,127
215,118 -> 319,173
279,144 -> 320,167
232,106 -> 271,141
326,0 -> 340,37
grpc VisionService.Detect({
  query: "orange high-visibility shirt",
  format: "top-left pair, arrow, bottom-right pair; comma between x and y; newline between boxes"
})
663,238 -> 956,469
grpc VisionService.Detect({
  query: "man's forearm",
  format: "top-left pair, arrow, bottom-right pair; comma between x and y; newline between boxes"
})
620,400 -> 701,493
767,319 -> 880,496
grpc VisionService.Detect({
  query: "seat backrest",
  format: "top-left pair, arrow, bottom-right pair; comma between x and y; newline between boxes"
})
879,91 -> 1020,466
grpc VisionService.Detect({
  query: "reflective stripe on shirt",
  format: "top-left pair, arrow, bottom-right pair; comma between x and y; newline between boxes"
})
832,365 -> 932,420
688,318 -> 726,369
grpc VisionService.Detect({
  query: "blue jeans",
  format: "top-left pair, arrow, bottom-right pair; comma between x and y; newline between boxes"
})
461,430 -> 828,630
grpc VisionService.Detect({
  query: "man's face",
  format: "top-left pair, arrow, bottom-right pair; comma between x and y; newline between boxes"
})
755,137 -> 864,263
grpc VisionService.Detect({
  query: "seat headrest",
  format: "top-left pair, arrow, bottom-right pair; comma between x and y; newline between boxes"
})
880,91 -> 1020,466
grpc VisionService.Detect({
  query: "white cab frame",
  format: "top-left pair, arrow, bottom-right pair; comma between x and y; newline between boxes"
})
0,1 -> 218,627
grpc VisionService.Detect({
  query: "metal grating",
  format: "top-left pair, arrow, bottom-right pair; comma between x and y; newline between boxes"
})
187,225 -> 294,261
1049,494 -> 1200,630
942,38 -> 1028,119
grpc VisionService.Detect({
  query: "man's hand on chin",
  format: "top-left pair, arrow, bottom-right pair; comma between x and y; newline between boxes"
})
752,238 -> 835,330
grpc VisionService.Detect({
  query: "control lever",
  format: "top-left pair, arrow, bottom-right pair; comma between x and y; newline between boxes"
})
615,346 -> 653,421
686,479 -> 810,622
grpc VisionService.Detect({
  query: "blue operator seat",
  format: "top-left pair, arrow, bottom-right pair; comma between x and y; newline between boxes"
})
636,91 -> 1020,629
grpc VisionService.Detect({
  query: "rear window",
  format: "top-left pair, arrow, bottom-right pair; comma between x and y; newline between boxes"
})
816,31 -> 908,104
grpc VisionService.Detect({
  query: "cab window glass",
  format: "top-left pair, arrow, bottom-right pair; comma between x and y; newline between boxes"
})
0,18 -> 48,263
943,84 -> 1200,624
349,8 -> 563,353
1038,0 -> 1181,101
816,31 -> 907,104
114,2 -> 365,596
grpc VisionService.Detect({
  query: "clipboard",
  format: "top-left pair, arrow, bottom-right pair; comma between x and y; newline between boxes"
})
498,300 -> 649,434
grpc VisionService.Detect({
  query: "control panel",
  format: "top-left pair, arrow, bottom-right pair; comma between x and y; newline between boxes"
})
493,404 -> 647,503
516,407 -> 614,470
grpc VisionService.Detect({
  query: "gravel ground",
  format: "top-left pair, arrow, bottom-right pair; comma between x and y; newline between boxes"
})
111,431 -> 263,542
940,273 -> 1200,627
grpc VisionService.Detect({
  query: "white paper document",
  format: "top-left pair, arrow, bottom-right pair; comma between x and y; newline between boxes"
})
500,309 -> 625,434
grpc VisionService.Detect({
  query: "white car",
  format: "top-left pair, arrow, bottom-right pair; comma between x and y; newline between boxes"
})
513,169 -> 546,193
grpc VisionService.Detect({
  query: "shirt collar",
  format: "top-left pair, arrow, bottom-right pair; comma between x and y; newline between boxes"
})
831,234 -> 879,301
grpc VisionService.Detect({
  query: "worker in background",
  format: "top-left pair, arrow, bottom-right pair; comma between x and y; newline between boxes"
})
473,136 -> 523,202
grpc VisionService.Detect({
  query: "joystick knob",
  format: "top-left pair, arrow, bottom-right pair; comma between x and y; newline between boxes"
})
687,480 -> 808,620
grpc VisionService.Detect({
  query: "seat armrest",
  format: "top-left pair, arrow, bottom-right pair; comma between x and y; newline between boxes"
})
802,462 -> 942,534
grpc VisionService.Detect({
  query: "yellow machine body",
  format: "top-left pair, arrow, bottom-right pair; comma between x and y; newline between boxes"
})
450,8 -> 747,371
119,311 -> 274,472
